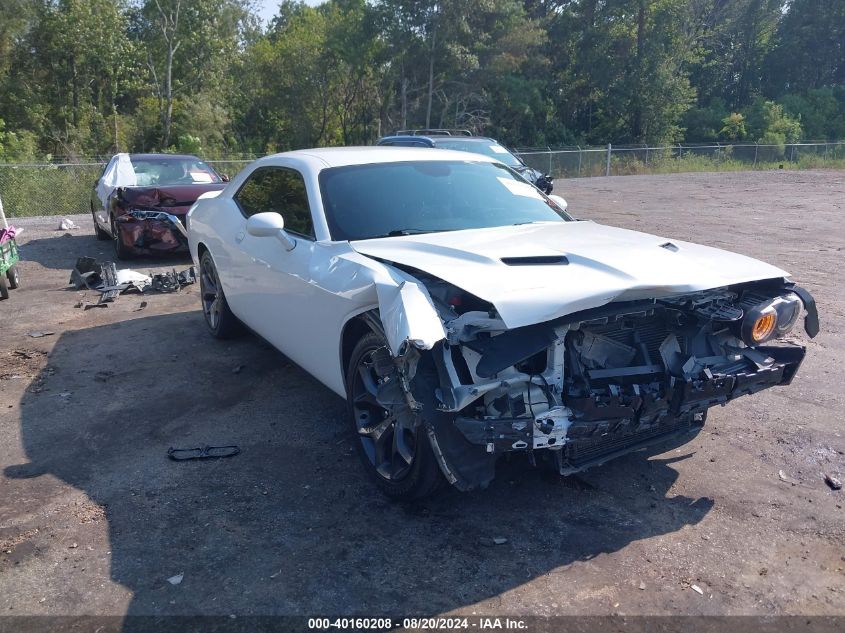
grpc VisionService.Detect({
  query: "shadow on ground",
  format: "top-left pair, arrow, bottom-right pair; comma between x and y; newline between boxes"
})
20,231 -> 192,272
5,312 -> 713,617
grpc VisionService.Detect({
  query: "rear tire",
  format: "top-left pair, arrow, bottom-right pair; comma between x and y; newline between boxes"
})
6,265 -> 20,289
199,250 -> 241,339
0,275 -> 8,300
346,331 -> 444,500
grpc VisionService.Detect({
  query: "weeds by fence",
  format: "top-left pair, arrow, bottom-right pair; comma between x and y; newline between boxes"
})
514,141 -> 845,179
0,159 -> 252,218
0,143 -> 843,218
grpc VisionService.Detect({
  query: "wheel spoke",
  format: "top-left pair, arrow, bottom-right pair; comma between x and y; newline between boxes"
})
353,390 -> 381,408
357,363 -> 380,399
394,425 -> 414,465
359,414 -> 393,438
351,347 -> 418,483
201,268 -> 217,294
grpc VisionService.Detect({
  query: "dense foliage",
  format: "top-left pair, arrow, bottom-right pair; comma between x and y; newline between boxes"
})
0,0 -> 843,160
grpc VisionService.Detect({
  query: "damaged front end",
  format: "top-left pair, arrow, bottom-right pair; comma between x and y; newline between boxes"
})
115,208 -> 189,254
112,185 -> 223,255
375,274 -> 818,492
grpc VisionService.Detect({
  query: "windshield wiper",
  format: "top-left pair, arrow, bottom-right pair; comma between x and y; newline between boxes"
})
371,228 -> 452,238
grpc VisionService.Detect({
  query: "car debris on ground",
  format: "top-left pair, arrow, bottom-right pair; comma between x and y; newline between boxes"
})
68,256 -> 195,306
824,474 -> 842,490
58,218 -> 79,230
167,445 -> 241,461
166,573 -> 184,586
26,331 -> 55,338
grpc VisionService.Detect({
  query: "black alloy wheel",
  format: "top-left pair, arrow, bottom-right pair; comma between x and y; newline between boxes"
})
347,331 -> 443,499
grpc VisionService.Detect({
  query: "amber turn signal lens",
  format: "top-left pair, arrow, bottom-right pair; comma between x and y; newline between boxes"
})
751,313 -> 776,342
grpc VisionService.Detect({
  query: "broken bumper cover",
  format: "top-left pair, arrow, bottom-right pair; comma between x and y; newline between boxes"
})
116,210 -> 189,255
448,343 -> 805,475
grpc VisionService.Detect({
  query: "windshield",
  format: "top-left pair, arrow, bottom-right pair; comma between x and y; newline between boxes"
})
433,139 -> 523,168
129,157 -> 222,186
320,160 -> 570,241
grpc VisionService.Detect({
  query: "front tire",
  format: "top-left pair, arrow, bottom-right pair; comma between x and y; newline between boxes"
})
199,250 -> 241,339
6,265 -> 20,289
93,206 -> 110,241
111,215 -> 133,260
346,331 -> 444,500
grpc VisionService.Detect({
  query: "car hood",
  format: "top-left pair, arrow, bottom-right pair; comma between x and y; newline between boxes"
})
116,184 -> 227,216
350,221 -> 790,329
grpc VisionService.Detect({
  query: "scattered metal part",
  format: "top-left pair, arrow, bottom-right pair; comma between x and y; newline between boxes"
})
69,258 -> 194,304
134,301 -> 148,312
27,331 -> 55,338
167,445 -> 240,461
778,469 -> 800,485
69,257 -> 101,290
691,584 -> 704,595
166,573 -> 184,586
150,267 -> 196,293
824,474 -> 842,490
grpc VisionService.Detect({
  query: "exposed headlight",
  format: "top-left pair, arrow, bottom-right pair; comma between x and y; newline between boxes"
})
740,293 -> 802,345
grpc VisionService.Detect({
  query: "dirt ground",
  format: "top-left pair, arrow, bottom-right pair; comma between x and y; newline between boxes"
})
0,169 -> 843,620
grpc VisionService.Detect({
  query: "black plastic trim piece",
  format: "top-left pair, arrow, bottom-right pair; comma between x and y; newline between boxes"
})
788,285 -> 820,338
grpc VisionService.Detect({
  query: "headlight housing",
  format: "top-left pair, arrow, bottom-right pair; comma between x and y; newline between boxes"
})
739,293 -> 802,345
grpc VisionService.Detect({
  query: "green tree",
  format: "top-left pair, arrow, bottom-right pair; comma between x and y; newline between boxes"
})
765,0 -> 845,95
720,112 -> 747,140
0,0 -> 140,157
232,0 -> 382,150
138,0 -> 255,149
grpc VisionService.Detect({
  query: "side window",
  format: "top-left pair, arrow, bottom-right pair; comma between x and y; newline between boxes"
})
234,167 -> 314,238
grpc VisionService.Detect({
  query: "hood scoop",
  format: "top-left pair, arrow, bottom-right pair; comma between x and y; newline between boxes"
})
501,255 -> 569,266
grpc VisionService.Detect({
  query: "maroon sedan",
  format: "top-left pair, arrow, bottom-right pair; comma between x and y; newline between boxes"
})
91,153 -> 229,259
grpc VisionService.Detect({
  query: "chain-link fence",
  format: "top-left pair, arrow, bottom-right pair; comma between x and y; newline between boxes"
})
1,142 -> 844,217
514,141 -> 845,179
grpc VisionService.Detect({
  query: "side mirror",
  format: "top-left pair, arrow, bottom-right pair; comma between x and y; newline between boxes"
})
221,174 -> 230,182
548,194 -> 567,212
246,212 -> 296,251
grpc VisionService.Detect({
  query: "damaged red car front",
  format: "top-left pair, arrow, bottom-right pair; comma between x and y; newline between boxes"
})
91,153 -> 228,259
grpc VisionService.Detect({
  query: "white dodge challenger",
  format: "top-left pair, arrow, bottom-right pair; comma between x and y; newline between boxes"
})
187,147 -> 818,499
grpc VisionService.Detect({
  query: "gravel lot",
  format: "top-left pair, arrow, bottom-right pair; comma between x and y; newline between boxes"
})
0,169 -> 843,620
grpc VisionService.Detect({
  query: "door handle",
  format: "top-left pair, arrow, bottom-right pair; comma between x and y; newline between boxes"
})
235,231 -> 245,244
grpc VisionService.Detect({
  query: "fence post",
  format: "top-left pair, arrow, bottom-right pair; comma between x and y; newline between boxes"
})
790,144 -> 796,162
548,146 -> 552,176
605,143 -> 612,177
753,143 -> 758,168
577,145 -> 582,177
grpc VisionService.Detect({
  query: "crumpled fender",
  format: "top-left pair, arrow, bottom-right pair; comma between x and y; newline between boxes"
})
332,248 -> 446,356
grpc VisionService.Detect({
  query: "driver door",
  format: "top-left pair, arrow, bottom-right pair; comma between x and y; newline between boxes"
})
224,166 -> 322,370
